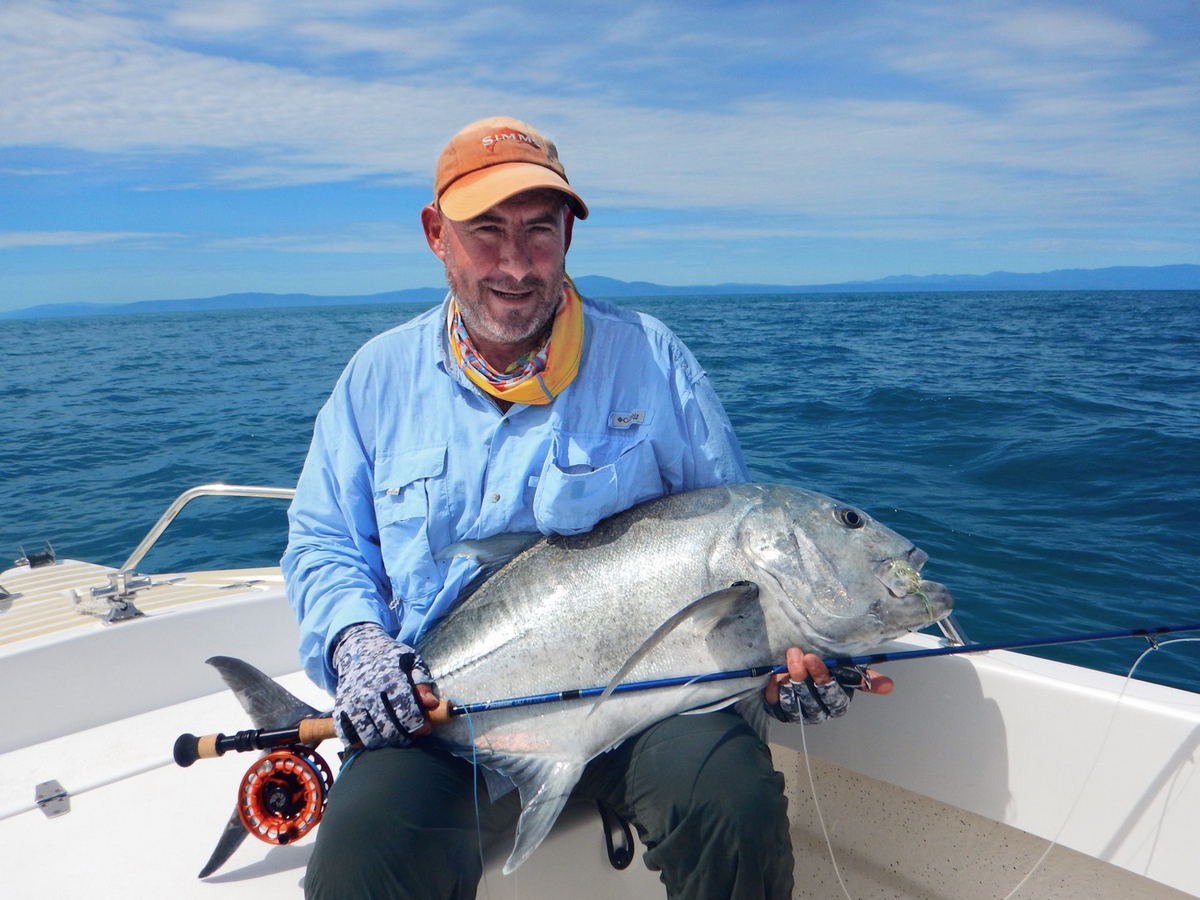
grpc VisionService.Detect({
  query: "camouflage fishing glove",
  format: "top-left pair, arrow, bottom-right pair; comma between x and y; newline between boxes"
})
767,666 -> 869,725
331,622 -> 435,748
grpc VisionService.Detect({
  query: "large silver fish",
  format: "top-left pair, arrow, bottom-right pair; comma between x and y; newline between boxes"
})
418,482 -> 954,873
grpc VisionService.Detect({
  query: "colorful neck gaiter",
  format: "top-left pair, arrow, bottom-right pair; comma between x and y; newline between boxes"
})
448,275 -> 584,405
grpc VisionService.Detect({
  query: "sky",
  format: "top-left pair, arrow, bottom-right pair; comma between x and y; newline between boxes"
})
1,0 -> 1198,312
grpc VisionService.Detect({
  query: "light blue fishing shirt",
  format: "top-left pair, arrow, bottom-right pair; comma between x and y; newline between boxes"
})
283,293 -> 749,693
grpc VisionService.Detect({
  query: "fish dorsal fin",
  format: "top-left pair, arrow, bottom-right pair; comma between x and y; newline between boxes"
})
435,532 -> 542,602
206,656 -> 323,730
589,581 -> 761,714
435,531 -> 542,566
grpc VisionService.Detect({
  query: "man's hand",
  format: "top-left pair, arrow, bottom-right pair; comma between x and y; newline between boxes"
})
331,623 -> 440,748
763,647 -> 893,725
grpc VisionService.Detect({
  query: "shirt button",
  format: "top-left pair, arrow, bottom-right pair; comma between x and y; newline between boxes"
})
490,493 -> 501,503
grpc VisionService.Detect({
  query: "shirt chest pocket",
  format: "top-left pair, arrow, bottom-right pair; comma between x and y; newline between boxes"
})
373,445 -> 448,608
533,431 -> 664,535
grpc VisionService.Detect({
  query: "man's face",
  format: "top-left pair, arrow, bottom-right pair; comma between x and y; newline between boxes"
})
423,190 -> 568,361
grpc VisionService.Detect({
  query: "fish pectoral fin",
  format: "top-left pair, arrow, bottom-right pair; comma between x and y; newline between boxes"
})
501,758 -> 587,874
589,581 -> 761,715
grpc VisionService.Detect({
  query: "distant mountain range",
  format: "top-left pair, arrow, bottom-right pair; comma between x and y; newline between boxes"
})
575,264 -> 1200,296
4,264 -> 1198,320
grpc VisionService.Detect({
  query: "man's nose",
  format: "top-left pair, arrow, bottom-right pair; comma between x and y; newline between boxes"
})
495,232 -> 533,280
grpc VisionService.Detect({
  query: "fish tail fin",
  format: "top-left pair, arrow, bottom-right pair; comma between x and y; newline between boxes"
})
197,808 -> 249,878
502,759 -> 587,874
205,656 -> 323,729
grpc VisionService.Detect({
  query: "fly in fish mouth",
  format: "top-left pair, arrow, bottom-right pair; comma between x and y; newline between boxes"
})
874,552 -> 937,622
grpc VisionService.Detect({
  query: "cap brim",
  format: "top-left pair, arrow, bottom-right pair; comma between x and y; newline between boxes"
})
438,162 -> 588,221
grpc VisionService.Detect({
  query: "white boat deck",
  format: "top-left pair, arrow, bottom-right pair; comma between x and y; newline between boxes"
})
2,551 -> 1198,899
0,557 -> 284,646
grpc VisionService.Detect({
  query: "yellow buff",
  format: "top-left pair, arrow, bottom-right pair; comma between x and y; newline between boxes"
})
448,275 -> 584,405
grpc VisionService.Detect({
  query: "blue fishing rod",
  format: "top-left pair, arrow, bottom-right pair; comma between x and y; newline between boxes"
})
176,621 -> 1200,756
440,620 -> 1200,717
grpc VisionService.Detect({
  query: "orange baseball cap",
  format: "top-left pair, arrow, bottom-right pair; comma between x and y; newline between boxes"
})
433,116 -> 589,221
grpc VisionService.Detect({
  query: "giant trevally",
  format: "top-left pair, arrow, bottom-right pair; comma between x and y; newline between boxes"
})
418,482 -> 954,873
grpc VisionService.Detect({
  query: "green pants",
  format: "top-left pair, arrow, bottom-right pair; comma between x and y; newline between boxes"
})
305,709 -> 794,900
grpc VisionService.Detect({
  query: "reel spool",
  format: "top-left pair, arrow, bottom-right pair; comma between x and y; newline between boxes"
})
236,747 -> 333,845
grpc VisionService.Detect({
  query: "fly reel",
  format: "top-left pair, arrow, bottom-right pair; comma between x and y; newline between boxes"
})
236,747 -> 334,846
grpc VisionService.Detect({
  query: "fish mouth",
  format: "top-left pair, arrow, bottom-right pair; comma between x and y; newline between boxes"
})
874,548 -> 952,624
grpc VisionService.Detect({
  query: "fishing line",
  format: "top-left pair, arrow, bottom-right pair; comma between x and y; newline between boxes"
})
331,747 -> 363,786
1000,636 -> 1200,900
451,698 -> 491,900
798,719 -> 855,900
798,637 -> 1198,900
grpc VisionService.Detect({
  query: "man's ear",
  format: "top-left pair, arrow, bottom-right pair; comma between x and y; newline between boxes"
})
421,204 -> 447,261
563,210 -> 575,254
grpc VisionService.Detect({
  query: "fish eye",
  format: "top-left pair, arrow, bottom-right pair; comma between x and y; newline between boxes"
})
834,507 -> 865,529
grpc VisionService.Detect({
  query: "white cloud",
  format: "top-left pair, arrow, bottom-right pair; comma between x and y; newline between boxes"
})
0,230 -> 180,249
203,223 -> 419,255
994,7 -> 1150,56
164,1 -> 276,35
0,0 -> 1195,274
0,3 -> 488,185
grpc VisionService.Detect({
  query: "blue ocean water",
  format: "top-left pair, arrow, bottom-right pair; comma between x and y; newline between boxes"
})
4,291 -> 1198,691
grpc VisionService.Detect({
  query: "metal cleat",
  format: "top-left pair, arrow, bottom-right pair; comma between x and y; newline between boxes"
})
76,571 -> 185,622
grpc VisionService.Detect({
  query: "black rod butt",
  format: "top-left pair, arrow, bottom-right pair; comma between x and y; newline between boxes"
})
174,732 -> 201,767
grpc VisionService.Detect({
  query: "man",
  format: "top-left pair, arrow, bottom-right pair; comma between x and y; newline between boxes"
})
283,116 -> 890,900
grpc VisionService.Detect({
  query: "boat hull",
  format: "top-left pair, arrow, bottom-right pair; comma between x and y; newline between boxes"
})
2,556 -> 1197,899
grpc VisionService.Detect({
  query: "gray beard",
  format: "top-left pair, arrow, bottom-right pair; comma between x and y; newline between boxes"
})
447,268 -> 563,349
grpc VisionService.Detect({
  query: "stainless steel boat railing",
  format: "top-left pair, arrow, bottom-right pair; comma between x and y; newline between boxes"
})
120,483 -> 296,573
